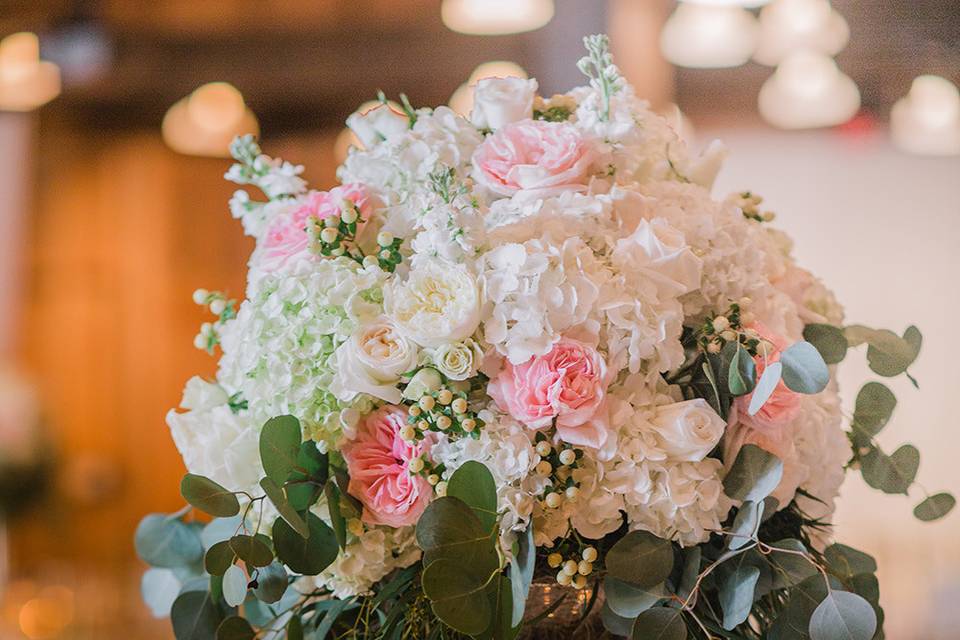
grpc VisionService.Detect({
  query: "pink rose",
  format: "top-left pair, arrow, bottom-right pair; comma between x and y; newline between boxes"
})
488,338 -> 611,448
342,405 -> 431,528
258,183 -> 371,272
734,324 -> 801,433
471,119 -> 592,198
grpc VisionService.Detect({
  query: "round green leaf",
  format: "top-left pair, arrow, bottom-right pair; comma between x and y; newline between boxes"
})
447,461 -> 498,533
803,324 -> 849,365
723,444 -> 784,502
914,492 -> 956,522
260,477 -> 309,538
726,343 -> 757,396
141,568 -> 181,618
809,591 -> 877,640
631,607 -> 687,640
259,415 -> 303,486
860,445 -> 919,495
204,540 -> 236,576
780,341 -> 830,394
720,565 -> 760,631
824,544 -> 877,580
273,512 -> 339,576
605,530 -> 674,589
748,362 -> 783,415
324,479 -> 348,550
767,539 -> 818,589
171,590 -> 223,640
135,514 -> 204,568
605,577 -> 667,618
229,534 -> 274,568
181,474 -> 240,518
422,557 -> 492,635
601,602 -> 636,637
852,382 -> 896,445
253,562 -> 288,604
222,565 -> 248,607
415,496 -> 498,574
728,501 -> 764,551
865,328 -> 919,377
216,617 -> 255,640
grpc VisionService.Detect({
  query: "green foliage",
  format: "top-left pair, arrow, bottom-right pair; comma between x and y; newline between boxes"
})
604,578 -> 667,618
601,602 -> 636,637
447,461 -> 498,533
273,512 -> 338,576
287,441 -> 329,510
508,525 -> 535,627
141,568 -> 182,618
803,323 -> 849,364
222,565 -> 248,607
252,562 -> 288,604
422,557 -> 494,635
728,501 -> 764,551
204,541 -> 235,576
748,362 -> 783,416
859,444 -> 919,494
809,591 -> 877,640
851,383 -> 896,447
136,514 -> 204,569
286,614 -> 304,640
720,566 -> 760,630
767,540 -> 818,589
171,589 -> 223,640
845,325 -> 921,379
914,493 -> 956,521
723,444 -> 784,502
260,477 -> 309,538
824,544 -> 877,580
229,534 -> 273,568
780,341 -> 830,394
216,617 -> 255,640
726,342 -> 757,396
630,607 -> 687,640
324,479 -> 349,550
181,474 -> 241,518
259,415 -> 303,486
605,530 -> 674,589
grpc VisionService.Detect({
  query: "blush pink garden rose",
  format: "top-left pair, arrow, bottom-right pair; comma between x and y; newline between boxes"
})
257,183 -> 371,272
342,405 -> 431,528
734,324 -> 802,433
471,119 -> 593,198
488,338 -> 611,448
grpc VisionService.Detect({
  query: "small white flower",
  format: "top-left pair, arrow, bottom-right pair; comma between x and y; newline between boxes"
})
347,104 -> 410,148
427,339 -> 484,381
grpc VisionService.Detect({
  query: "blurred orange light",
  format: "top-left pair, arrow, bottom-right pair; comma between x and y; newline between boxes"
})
0,32 -> 61,111
162,82 -> 259,158
18,586 -> 74,639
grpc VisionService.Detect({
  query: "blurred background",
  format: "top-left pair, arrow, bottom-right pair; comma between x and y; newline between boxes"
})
0,0 -> 957,638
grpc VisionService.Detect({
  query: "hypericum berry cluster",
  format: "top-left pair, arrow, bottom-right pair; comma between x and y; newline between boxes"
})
732,191 -> 776,223
547,545 -> 598,590
191,288 -> 237,353
361,231 -> 403,273
534,433 -> 584,510
698,298 -> 762,356
312,199 -> 365,260
402,386 -> 486,442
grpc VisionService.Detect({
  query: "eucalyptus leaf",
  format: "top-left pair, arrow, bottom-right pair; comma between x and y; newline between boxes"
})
726,343 -> 757,396
171,590 -> 223,640
605,577 -> 667,618
631,607 -> 687,640
181,474 -> 241,518
416,497 -> 499,574
216,616 -> 255,640
767,574 -> 831,640
252,562 -> 288,604
222,565 -> 247,607
273,512 -> 339,576
860,445 -> 919,494
913,492 -> 956,521
824,544 -> 877,580
780,341 -> 829,394
324,479 -> 348,550
136,514 -> 204,569
204,541 -> 235,576
509,525 -> 535,627
809,591 -> 877,640
229,534 -> 273,568
728,501 -> 764,550
260,477 -> 309,538
676,547 -> 701,602
605,530 -> 674,589
851,383 -> 897,446
141,568 -> 182,618
767,539 -> 818,589
259,415 -> 302,486
422,557 -> 493,635
447,461 -> 498,533
201,515 -> 244,550
478,575 -> 516,640
720,565 -> 760,631
287,441 -> 329,510
748,361 -> 783,416
852,327 -> 921,377
803,324 -> 848,364
723,444 -> 784,502
313,596 -> 354,640
601,602 -> 636,637
286,615 -> 303,640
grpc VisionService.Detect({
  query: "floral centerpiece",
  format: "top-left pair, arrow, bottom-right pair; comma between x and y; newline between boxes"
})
137,36 -> 954,640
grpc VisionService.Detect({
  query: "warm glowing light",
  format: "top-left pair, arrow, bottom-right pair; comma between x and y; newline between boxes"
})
449,61 -> 528,116
891,76 -> 960,156
680,0 -> 773,5
162,82 -> 259,158
18,586 -> 74,639
753,0 -> 849,66
441,0 -> 554,35
660,4 -> 759,69
0,32 -> 61,111
758,50 -> 860,129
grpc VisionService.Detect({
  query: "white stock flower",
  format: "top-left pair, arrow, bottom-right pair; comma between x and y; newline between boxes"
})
646,399 -> 725,462
471,77 -> 538,130
330,317 -> 418,404
386,258 -> 481,347
428,338 -> 484,381
347,104 -> 410,148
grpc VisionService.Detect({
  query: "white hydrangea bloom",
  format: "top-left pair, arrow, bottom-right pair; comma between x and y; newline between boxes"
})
307,526 -> 421,599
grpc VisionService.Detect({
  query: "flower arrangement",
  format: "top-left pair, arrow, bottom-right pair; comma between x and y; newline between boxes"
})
137,36 -> 954,640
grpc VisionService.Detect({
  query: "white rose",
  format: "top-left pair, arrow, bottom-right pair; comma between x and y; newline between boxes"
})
429,339 -> 484,380
647,399 -> 725,462
346,104 -> 409,148
471,77 -> 538,131
385,258 -> 481,347
180,376 -> 229,411
330,317 -> 418,404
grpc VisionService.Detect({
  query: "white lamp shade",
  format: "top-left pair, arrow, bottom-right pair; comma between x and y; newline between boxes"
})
441,0 -> 554,36
891,76 -> 960,156
162,82 -> 259,158
753,0 -> 849,66
758,50 -> 860,129
660,4 -> 759,69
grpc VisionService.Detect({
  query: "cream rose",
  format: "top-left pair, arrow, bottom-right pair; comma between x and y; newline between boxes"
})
647,399 -> 726,462
385,259 -> 481,347
330,317 -> 418,404
346,103 -> 409,148
429,339 -> 484,380
471,77 -> 538,131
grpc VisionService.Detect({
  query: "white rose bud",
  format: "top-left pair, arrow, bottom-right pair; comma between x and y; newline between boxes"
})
647,399 -> 726,463
429,338 -> 484,381
471,77 -> 538,131
346,103 -> 409,148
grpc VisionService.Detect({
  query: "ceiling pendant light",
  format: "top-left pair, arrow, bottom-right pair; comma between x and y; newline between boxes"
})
0,32 -> 61,111
660,3 -> 759,69
162,82 -> 258,158
753,0 -> 849,66
891,76 -> 960,156
758,50 -> 860,129
441,0 -> 554,36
